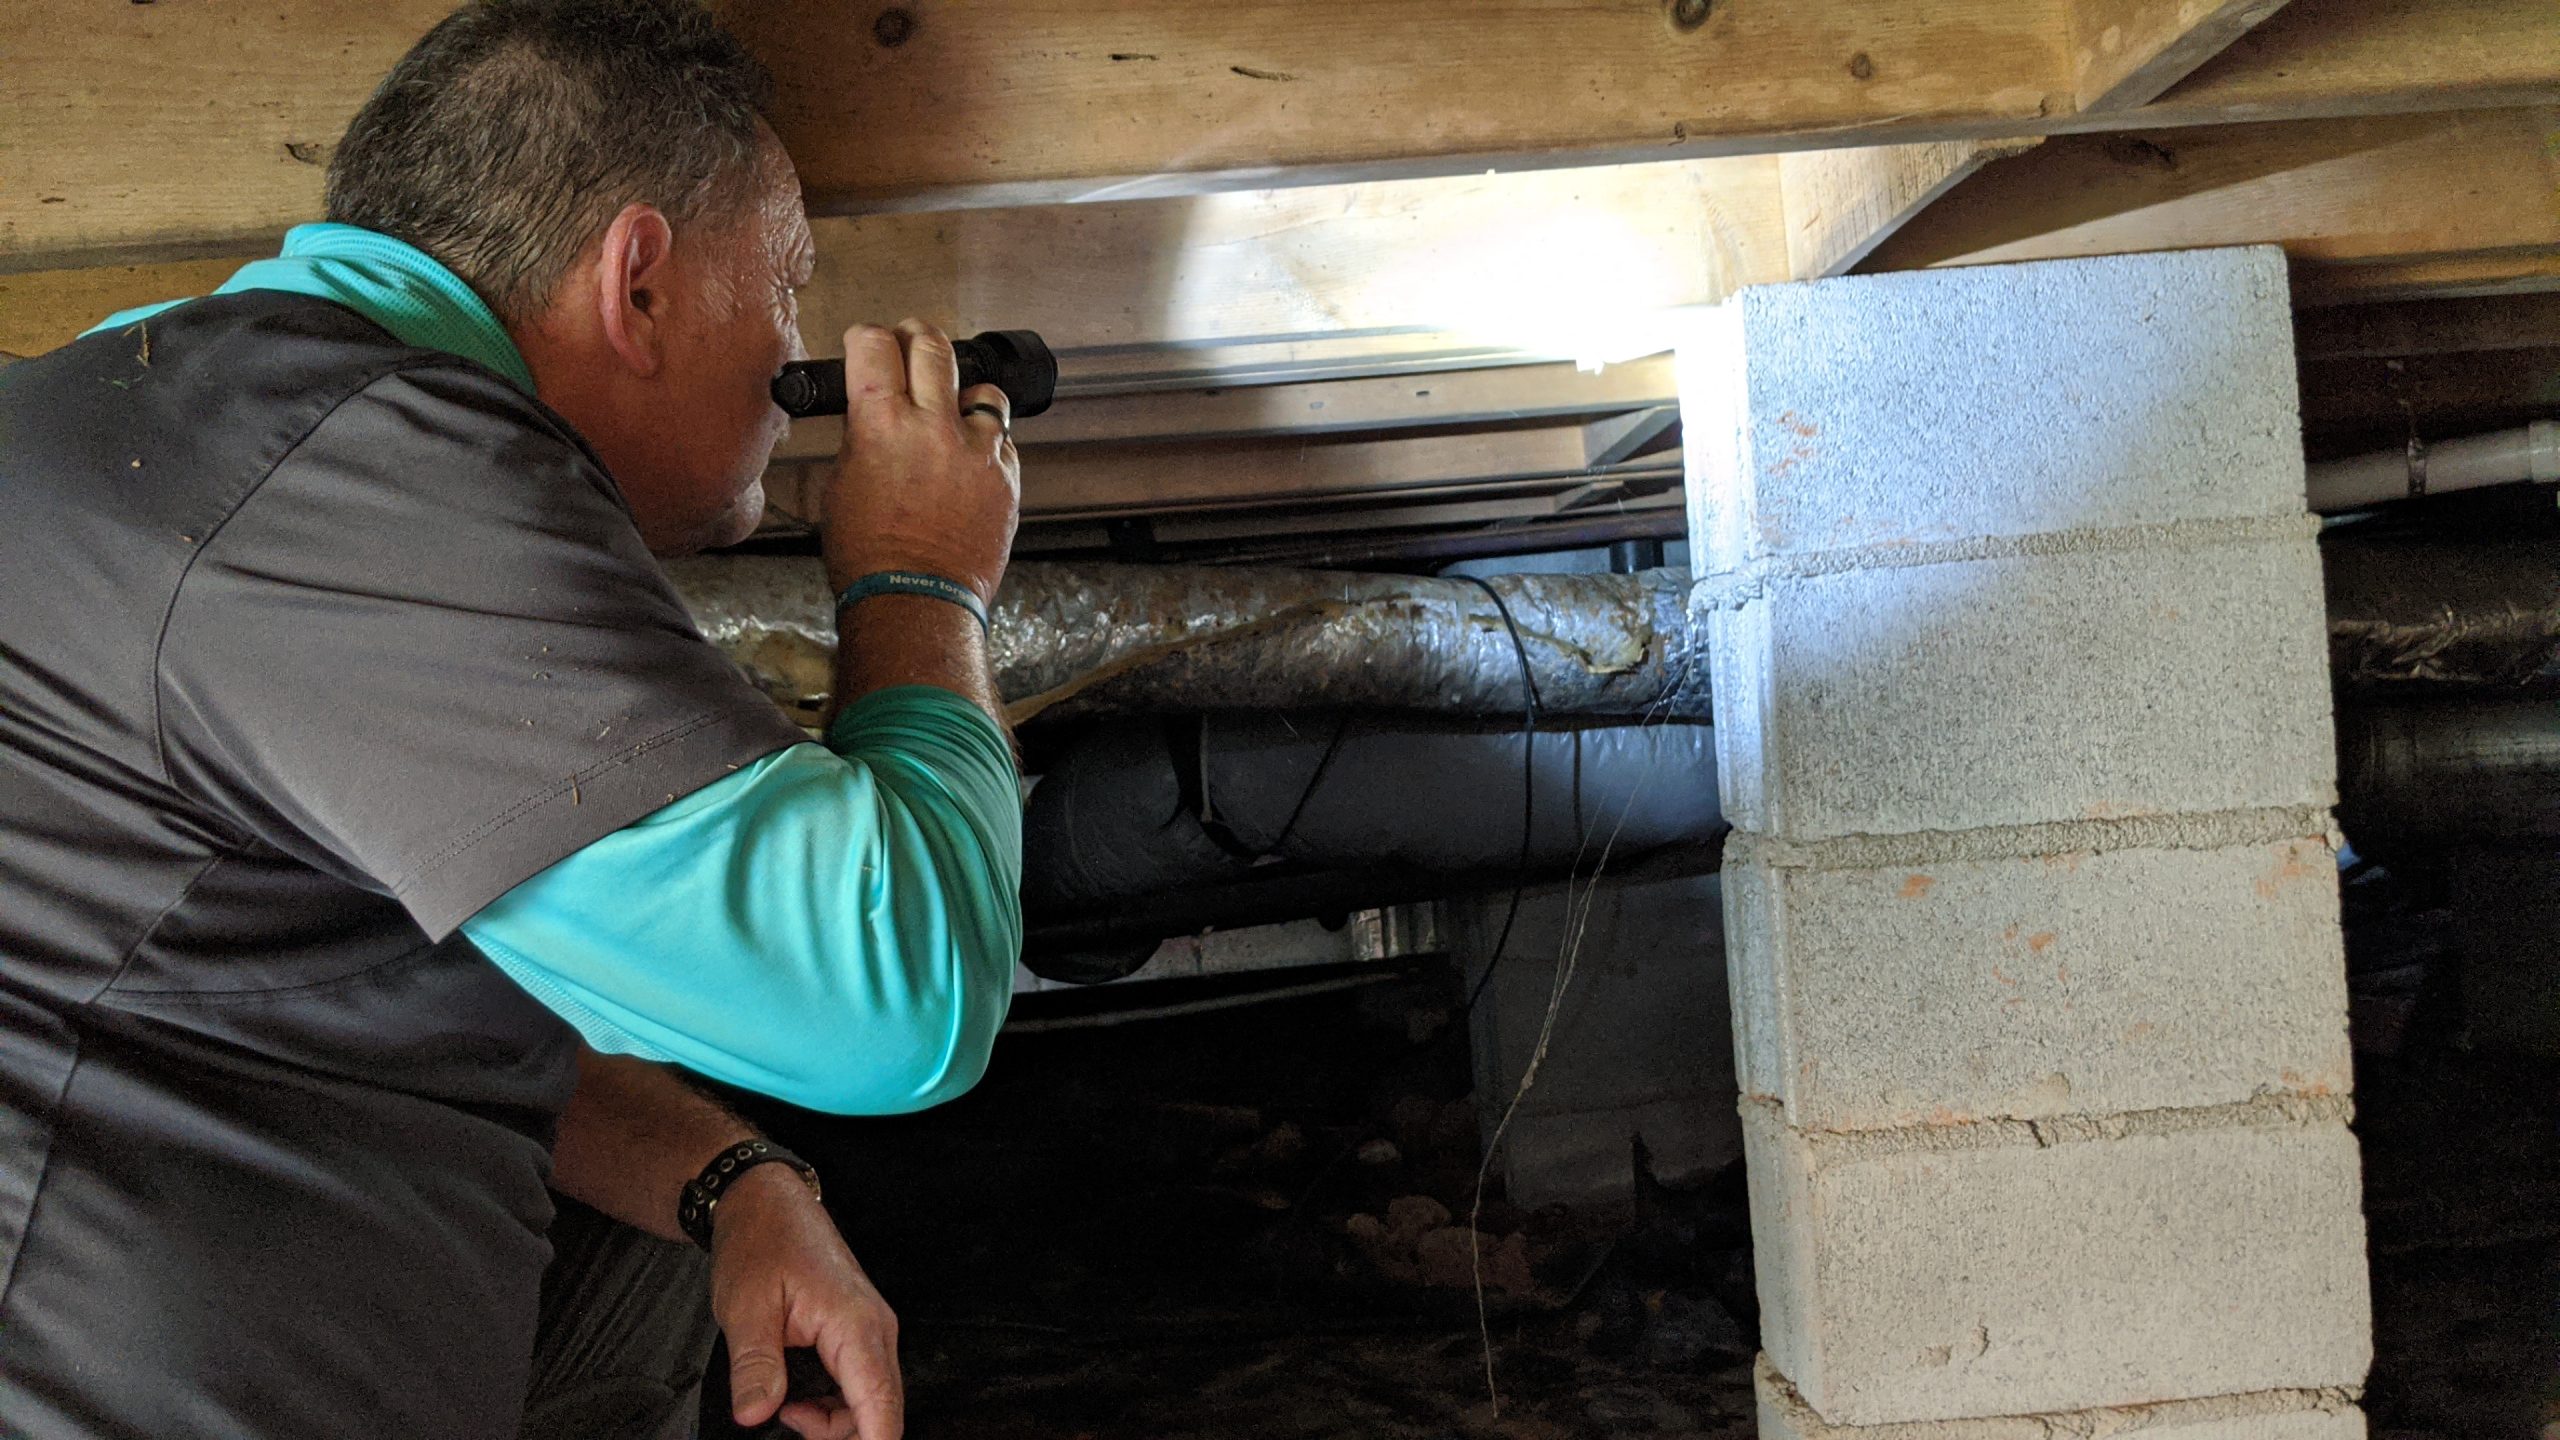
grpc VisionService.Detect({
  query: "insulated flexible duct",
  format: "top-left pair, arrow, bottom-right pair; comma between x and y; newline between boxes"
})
1021,712 -> 1722,913
2324,532 -> 2560,690
664,557 -> 1708,727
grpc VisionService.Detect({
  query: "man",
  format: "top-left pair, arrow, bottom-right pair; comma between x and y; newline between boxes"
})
0,3 -> 1020,1438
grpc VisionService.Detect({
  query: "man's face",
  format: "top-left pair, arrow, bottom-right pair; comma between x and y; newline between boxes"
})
625,141 -> 815,555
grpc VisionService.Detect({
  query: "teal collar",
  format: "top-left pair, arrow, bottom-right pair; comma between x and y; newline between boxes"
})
84,223 -> 536,394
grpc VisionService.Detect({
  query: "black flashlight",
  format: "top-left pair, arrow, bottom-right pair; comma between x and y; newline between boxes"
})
770,329 -> 1057,420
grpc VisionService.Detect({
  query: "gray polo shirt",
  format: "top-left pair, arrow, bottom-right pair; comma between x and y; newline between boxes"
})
0,292 -> 806,1438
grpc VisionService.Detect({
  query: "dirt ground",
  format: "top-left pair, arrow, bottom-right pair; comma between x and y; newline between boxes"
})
734,931 -> 2560,1439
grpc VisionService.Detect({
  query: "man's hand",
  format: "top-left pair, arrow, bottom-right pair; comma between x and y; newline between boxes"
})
817,317 -> 1021,733
712,1164 -> 904,1440
820,318 -> 1020,604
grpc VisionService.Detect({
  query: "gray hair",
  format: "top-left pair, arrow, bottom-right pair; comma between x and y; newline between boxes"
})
324,0 -> 775,321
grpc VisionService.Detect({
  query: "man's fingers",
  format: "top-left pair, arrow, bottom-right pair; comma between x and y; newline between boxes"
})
725,1312 -> 793,1427
839,325 -> 907,406
820,1320 -> 905,1440
778,1398 -> 859,1440
895,319 -> 959,415
956,381 -> 1011,456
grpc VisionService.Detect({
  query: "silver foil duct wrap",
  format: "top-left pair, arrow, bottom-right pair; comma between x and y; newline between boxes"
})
662,557 -> 1710,727
2324,533 -> 2560,690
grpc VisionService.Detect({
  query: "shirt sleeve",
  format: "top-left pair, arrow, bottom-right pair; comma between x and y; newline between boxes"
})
155,360 -> 811,937
460,687 -> 1023,1115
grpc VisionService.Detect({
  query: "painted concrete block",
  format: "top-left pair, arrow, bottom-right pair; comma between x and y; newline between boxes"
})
1725,837 -> 2352,1130
1755,1358 -> 2367,1440
1707,537 -> 2336,841
1691,248 -> 2304,577
1465,874 -> 1742,1206
1746,1104 -> 2372,1427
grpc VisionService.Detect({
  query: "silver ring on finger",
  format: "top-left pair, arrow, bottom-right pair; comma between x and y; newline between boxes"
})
961,402 -> 1010,435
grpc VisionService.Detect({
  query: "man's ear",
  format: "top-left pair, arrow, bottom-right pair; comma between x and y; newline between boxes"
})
596,202 -> 676,379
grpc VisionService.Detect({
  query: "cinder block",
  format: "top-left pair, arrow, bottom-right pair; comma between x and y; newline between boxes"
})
1725,838 -> 2352,1130
1746,1105 -> 2372,1427
1707,538 -> 2335,841
1755,1358 -> 2367,1440
1691,248 -> 2303,577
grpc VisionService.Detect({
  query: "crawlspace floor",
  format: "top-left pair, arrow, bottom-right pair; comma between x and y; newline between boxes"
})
721,953 -> 2560,1440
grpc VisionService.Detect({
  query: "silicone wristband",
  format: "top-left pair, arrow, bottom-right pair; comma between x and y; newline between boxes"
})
834,570 -> 991,634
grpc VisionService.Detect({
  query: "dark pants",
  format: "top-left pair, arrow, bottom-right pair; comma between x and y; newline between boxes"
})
518,1195 -> 721,1440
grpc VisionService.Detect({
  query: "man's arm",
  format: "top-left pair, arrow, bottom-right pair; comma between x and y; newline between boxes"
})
553,1047 -> 901,1440
458,318 -> 1026,1112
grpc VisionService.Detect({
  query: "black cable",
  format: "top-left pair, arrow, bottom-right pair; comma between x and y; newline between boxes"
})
1192,712 -> 1357,861
1261,713 -> 1356,857
1454,575 -> 1543,1016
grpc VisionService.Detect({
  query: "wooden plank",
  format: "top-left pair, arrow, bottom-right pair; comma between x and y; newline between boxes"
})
1779,139 -> 2041,279
2121,0 -> 2560,131
788,157 -> 1782,371
710,1 -> 2082,211
0,257 -> 244,360
2295,293 -> 2560,361
2068,0 -> 2295,112
1,156 -> 1787,378
765,422 -> 1623,526
0,0 -> 2064,269
9,0 -> 2554,272
995,356 -> 1677,449
987,424 -> 1609,519
1147,482 -> 1685,547
1861,107 -> 2560,303
2300,345 -> 2560,450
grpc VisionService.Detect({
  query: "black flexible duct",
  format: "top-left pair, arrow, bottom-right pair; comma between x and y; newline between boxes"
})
1022,710 -> 1721,915
2337,697 -> 2560,847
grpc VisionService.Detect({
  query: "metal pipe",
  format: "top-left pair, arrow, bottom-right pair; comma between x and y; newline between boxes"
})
665,556 -> 1709,726
2308,420 -> 2560,511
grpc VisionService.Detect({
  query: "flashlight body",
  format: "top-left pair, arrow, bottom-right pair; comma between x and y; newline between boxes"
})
771,330 -> 1057,419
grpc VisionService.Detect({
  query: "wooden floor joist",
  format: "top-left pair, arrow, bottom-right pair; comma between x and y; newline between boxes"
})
1861,106 -> 2560,304
4,0 -> 2553,272
3,158 -> 1788,383
2067,0 -> 2297,113
1779,140 -> 2044,281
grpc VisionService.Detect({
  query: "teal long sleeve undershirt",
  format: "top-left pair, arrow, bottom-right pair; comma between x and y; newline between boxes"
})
463,686 -> 1023,1116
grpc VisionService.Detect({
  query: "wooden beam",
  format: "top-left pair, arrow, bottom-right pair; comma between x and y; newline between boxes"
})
6,0 -> 2554,271
0,257 -> 243,360
2067,0 -> 2295,112
2295,293 -> 2560,361
1861,107 -> 2560,304
1779,139 -> 2041,280
994,356 -> 1678,450
1,157 -> 1787,374
2300,346 -> 2560,451
764,420 -> 1658,527
2118,0 -> 2560,131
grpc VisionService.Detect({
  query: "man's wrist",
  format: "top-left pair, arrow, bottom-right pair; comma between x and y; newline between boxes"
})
835,570 -> 990,633
679,1138 -> 822,1250
712,1162 -> 825,1242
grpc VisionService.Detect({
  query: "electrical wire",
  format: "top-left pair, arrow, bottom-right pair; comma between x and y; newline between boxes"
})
1453,575 -> 1544,1017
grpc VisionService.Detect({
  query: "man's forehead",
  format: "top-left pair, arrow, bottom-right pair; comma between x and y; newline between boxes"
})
754,139 -> 816,282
